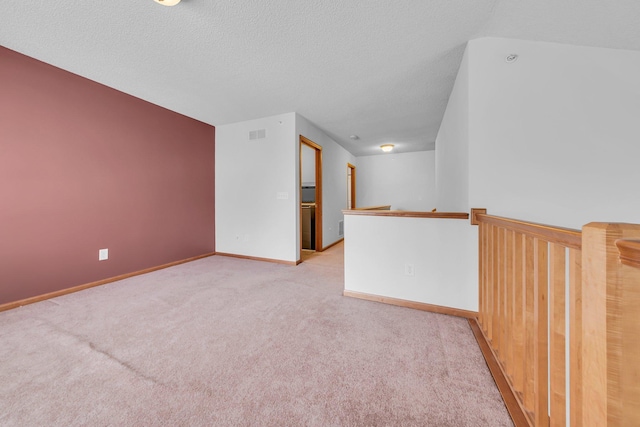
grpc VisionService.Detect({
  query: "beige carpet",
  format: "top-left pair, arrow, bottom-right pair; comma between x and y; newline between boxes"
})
0,243 -> 512,426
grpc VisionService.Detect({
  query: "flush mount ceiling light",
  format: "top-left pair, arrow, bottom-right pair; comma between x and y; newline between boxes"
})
154,0 -> 181,6
505,54 -> 518,63
349,135 -> 359,140
380,144 -> 394,153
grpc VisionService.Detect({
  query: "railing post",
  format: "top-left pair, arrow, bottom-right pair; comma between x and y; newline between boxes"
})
581,223 -> 640,426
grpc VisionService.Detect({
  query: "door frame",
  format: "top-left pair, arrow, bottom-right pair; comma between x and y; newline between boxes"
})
347,163 -> 356,209
299,136 -> 323,258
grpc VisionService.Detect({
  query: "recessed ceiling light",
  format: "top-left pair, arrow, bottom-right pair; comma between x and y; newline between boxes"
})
380,144 -> 394,153
349,135 -> 359,140
154,0 -> 181,6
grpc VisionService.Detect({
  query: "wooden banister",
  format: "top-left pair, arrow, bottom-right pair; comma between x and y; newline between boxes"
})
475,213 -> 581,250
615,238 -> 640,268
475,211 -> 640,427
475,211 -> 581,426
342,210 -> 469,219
351,205 -> 391,211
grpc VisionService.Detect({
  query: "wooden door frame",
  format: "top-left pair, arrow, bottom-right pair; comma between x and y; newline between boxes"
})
347,163 -> 356,209
299,136 -> 323,257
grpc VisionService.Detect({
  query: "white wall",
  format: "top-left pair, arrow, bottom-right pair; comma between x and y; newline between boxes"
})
215,112 -> 355,262
344,215 -> 477,312
343,37 -> 640,315
435,48 -> 469,212
467,37 -> 640,229
215,112 -> 298,262
296,113 -> 356,249
356,151 -> 437,211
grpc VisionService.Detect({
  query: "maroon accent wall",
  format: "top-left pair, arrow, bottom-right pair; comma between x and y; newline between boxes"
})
0,46 -> 215,305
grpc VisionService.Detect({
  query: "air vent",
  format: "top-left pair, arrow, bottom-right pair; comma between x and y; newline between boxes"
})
249,129 -> 266,140
339,220 -> 344,237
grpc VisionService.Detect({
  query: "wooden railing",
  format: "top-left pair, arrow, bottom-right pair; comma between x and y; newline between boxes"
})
352,205 -> 392,211
344,210 -> 469,219
472,209 -> 640,427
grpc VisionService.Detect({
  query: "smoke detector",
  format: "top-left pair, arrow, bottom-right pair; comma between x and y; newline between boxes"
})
505,54 -> 518,63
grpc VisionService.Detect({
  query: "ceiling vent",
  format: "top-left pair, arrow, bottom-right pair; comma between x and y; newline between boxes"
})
249,129 -> 267,140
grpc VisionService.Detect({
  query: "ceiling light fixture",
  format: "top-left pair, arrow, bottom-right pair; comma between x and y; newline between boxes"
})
349,135 -> 359,140
380,144 -> 394,153
154,0 -> 181,6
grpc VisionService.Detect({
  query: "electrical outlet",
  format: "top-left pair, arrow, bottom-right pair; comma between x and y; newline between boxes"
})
99,248 -> 109,261
404,263 -> 414,277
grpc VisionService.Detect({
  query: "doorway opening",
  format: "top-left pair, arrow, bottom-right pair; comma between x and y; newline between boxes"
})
300,136 -> 322,262
347,163 -> 356,209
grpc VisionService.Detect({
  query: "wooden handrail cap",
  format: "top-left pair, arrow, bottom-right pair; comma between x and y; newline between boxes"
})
615,239 -> 640,268
474,213 -> 581,250
342,210 -> 469,219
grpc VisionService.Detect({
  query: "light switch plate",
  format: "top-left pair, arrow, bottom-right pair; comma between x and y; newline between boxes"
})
99,248 -> 109,261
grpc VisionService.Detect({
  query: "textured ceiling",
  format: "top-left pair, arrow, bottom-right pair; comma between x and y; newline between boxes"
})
1,0 -> 639,156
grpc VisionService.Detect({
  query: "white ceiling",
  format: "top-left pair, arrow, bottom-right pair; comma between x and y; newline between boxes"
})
1,0 -> 639,156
